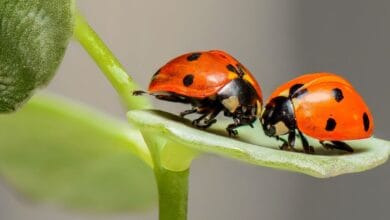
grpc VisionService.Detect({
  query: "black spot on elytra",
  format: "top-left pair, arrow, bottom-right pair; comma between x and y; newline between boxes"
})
183,74 -> 194,87
363,112 -> 370,131
325,118 -> 337,131
187,53 -> 201,61
290,84 -> 308,99
333,88 -> 344,102
226,64 -> 238,73
289,84 -> 304,96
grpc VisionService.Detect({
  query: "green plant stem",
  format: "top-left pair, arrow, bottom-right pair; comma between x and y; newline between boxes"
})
73,12 -> 151,110
75,10 -> 190,220
141,130 -> 189,220
155,168 -> 189,220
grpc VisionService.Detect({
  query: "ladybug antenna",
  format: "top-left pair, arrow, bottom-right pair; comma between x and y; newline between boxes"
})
132,90 -> 147,96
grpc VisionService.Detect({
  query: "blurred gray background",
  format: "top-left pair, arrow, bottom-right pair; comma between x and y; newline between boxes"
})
1,0 -> 390,219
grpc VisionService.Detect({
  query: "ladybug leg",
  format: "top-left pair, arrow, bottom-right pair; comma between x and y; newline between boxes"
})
288,131 -> 298,151
192,112 -> 208,127
279,131 -> 300,152
319,141 -> 335,150
180,108 -> 198,117
226,119 -> 240,136
192,107 -> 222,129
202,109 -> 221,128
226,114 -> 257,136
278,135 -> 290,151
298,130 -> 315,154
223,110 -> 233,117
276,136 -> 288,146
332,141 -> 353,152
319,141 -> 354,153
288,131 -> 296,148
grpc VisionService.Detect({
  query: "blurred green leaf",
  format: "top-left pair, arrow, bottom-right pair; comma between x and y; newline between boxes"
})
0,0 -> 74,112
128,110 -> 390,178
0,94 -> 156,211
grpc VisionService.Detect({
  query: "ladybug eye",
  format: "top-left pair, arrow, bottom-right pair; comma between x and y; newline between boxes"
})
264,124 -> 276,136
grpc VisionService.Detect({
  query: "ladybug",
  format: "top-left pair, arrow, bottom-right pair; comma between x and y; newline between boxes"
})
133,50 -> 263,136
260,72 -> 374,153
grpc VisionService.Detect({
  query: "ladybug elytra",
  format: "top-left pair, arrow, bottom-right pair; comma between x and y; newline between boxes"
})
134,50 -> 263,136
260,72 -> 374,153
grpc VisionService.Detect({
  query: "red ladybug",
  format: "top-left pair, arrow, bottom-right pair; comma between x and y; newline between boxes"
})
261,72 -> 374,153
134,50 -> 263,135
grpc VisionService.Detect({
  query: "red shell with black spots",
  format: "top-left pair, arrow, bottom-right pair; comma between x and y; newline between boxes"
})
148,50 -> 262,100
270,72 -> 374,141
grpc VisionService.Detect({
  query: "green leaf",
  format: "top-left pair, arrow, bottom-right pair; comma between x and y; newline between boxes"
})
0,94 -> 156,211
0,0 -> 74,112
127,110 -> 390,178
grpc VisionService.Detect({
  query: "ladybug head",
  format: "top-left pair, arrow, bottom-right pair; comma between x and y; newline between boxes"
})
260,96 -> 296,137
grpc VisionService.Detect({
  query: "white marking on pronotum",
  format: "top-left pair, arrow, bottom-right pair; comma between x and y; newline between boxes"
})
274,121 -> 290,135
222,96 -> 239,113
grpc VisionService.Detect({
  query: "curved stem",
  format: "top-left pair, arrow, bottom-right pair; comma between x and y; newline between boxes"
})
73,11 -> 151,110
